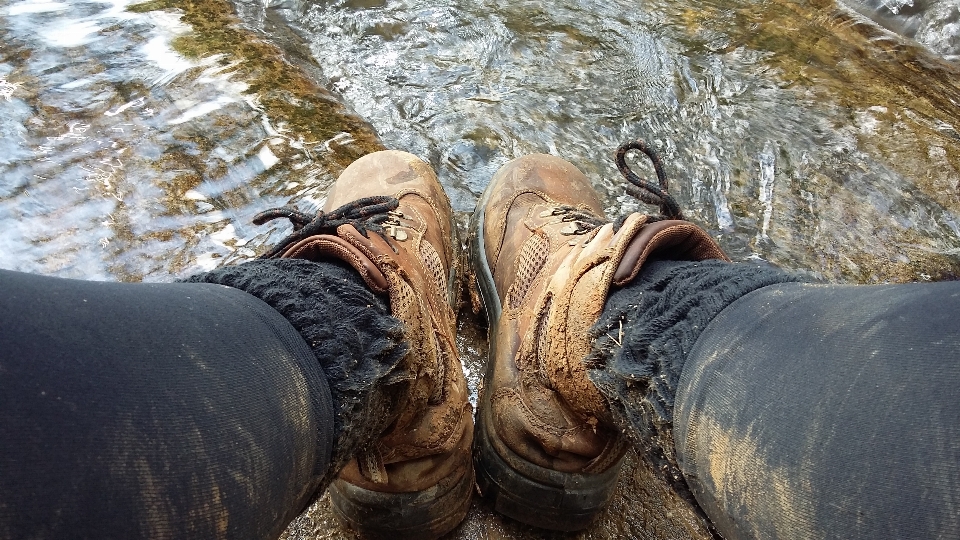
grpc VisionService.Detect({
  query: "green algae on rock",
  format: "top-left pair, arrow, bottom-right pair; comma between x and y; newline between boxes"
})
0,0 -> 390,280
128,0 -> 385,173
671,0 -> 960,283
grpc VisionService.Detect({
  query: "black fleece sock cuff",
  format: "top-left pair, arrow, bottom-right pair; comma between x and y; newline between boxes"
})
586,258 -> 804,486
182,258 -> 408,492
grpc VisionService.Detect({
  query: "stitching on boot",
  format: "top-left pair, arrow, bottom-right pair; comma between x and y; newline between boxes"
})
491,189 -> 549,267
534,293 -> 555,389
429,329 -> 446,405
358,444 -> 389,485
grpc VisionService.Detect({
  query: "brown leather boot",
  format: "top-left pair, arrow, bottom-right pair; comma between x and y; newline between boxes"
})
469,141 -> 728,531
256,151 -> 473,539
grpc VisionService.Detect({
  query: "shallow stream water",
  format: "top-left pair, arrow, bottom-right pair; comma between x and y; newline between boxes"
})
262,0 -> 960,284
1,0 -> 959,537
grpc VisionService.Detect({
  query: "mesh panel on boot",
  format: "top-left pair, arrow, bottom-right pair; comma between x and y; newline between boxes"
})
357,444 -> 389,484
508,232 -> 549,310
367,272 -> 423,483
429,329 -> 446,405
533,294 -> 554,389
387,270 -> 441,407
419,239 -> 448,301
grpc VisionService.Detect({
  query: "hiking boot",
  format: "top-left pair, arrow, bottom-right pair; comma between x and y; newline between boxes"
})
256,150 -> 474,539
469,141 -> 728,531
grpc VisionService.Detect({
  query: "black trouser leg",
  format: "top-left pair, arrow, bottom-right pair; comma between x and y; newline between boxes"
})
676,281 -> 960,539
589,260 -> 960,539
0,269 -> 334,540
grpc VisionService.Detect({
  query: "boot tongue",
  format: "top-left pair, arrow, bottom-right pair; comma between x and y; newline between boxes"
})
613,220 -> 730,286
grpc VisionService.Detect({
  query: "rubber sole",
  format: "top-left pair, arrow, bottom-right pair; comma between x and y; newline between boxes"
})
329,465 -> 474,540
468,177 -> 624,531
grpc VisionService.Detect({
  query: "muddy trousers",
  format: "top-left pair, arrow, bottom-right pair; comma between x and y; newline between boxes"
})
3,266 -> 960,539
0,268 -> 342,540
656,279 -> 960,539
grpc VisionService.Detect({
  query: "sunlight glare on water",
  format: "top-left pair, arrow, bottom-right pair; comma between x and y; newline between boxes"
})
0,0 -> 373,280
254,0 -> 960,282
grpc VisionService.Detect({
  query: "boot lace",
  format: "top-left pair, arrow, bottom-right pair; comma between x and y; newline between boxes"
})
553,139 -> 685,237
253,196 -> 401,259
615,139 -> 683,222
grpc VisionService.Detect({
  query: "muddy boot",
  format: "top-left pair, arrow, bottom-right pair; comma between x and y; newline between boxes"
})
255,151 -> 474,540
469,141 -> 728,531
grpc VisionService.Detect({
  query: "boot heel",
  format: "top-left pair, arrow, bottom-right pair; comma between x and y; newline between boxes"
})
329,465 -> 474,540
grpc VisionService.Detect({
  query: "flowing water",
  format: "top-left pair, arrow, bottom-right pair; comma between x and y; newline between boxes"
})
254,0 -> 960,284
1,0 -> 959,537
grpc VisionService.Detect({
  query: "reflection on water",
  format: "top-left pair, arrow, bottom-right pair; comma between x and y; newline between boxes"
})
841,0 -> 960,62
1,0 -> 957,283
0,0 -> 381,281
253,0 -> 960,283
0,0 -> 958,537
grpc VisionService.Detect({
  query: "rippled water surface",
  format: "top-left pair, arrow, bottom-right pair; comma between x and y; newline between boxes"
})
3,0 -> 959,284
0,0 -> 382,281
254,0 -> 960,283
1,0 -> 959,537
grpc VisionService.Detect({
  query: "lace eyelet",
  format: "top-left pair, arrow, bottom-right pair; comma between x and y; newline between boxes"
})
386,225 -> 409,241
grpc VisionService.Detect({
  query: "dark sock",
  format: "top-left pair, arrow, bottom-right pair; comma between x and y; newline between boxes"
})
182,258 -> 408,491
585,258 -> 803,493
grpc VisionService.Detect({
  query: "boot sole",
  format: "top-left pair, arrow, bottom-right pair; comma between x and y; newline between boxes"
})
329,465 -> 474,540
469,179 -> 624,531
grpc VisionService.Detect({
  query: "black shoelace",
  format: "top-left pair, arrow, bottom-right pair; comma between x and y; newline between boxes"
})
553,139 -> 685,236
253,139 -> 681,256
615,139 -> 683,222
253,196 -> 400,259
